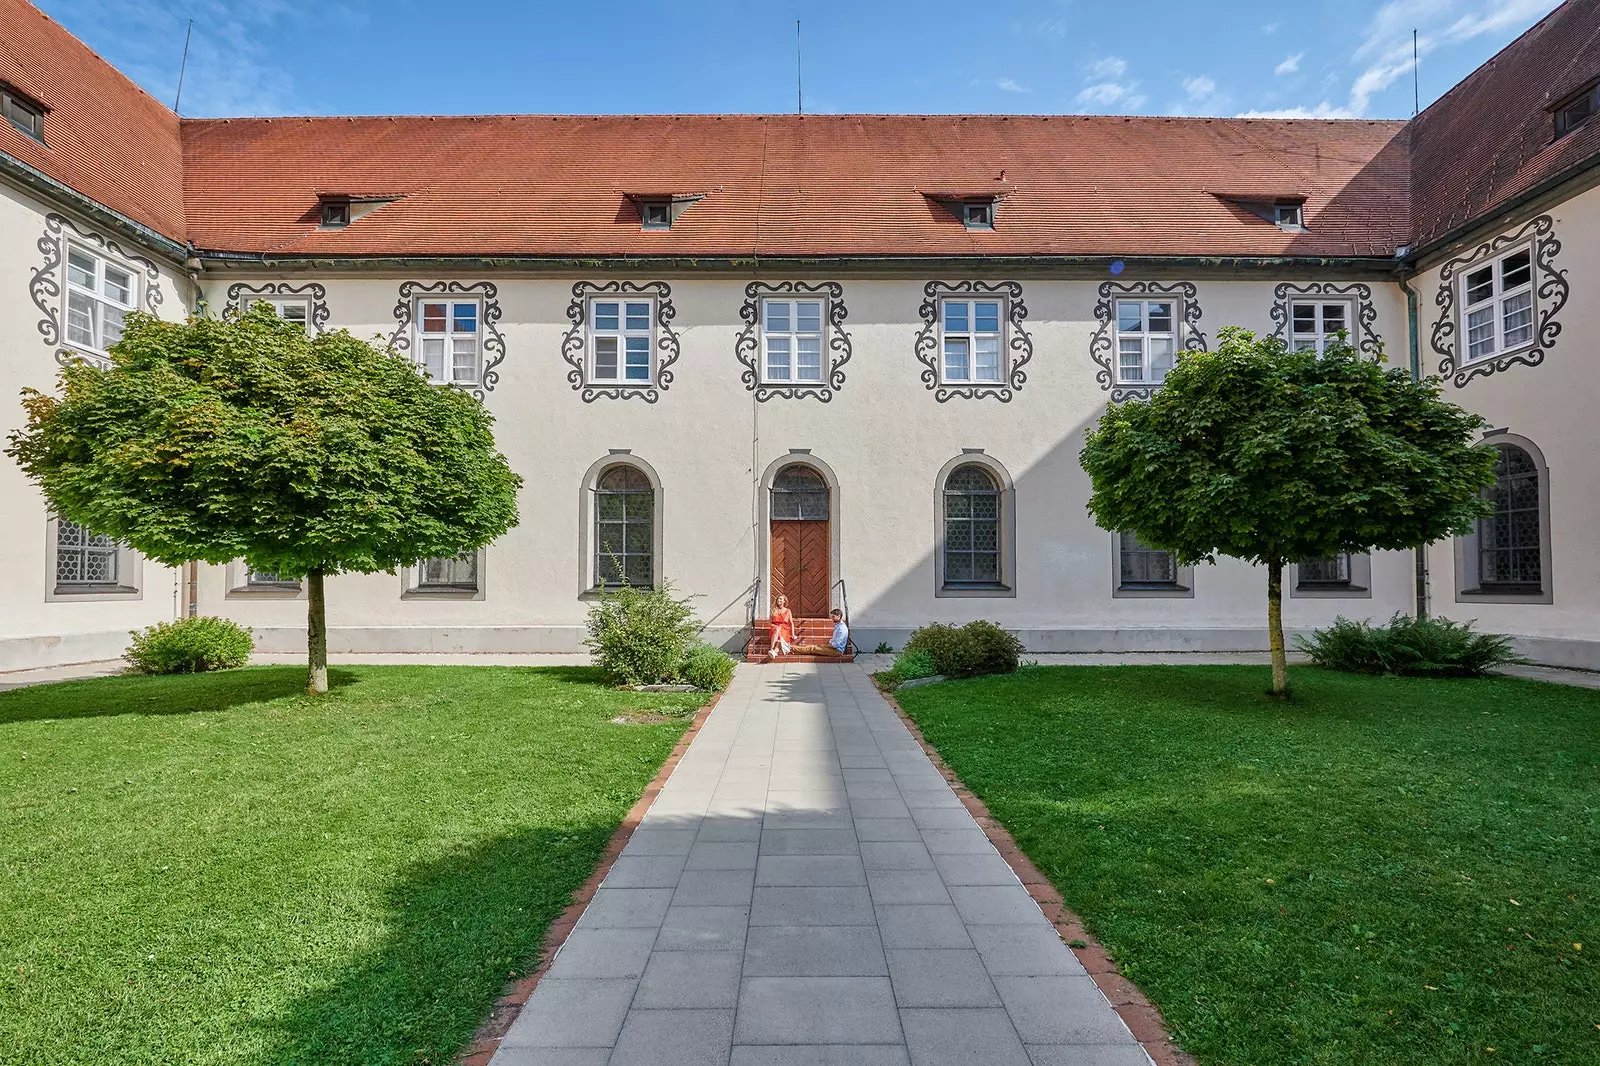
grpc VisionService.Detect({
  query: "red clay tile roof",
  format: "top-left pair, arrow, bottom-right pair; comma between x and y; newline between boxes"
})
178,114 -> 1411,261
1411,0 -> 1600,250
0,0 -> 184,240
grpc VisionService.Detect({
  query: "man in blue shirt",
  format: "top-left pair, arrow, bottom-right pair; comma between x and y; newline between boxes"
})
794,609 -> 850,657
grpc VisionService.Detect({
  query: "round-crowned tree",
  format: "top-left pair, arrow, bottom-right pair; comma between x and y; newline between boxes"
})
6,304 -> 523,694
1080,327 -> 1497,697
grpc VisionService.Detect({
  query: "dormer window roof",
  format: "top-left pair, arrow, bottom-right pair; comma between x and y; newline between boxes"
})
922,190 -> 1005,230
624,192 -> 705,231
1,81 -> 48,143
315,191 -> 403,230
1209,190 -> 1308,231
1552,78 -> 1599,140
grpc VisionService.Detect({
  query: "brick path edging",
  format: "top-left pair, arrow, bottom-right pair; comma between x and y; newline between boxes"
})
881,686 -> 1199,1066
455,688 -> 726,1066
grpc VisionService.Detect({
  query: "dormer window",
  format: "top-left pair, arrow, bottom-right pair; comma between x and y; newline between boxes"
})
1553,79 -> 1599,139
963,200 -> 995,230
1,82 -> 46,142
639,201 -> 672,230
1274,202 -> 1304,230
320,199 -> 351,229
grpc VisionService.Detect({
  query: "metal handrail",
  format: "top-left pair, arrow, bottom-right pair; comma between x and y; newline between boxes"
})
831,578 -> 856,653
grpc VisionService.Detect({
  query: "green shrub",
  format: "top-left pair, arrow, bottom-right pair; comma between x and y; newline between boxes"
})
905,620 -> 1024,680
892,649 -> 937,681
1297,613 -> 1523,678
584,583 -> 701,686
680,642 -> 736,691
124,616 -> 253,675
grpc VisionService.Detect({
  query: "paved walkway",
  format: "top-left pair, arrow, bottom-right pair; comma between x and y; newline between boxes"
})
491,662 -> 1150,1066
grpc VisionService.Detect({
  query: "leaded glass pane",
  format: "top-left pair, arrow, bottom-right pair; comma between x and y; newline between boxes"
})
595,465 -> 654,587
1119,530 -> 1177,586
1299,554 -> 1350,585
56,519 -> 118,586
772,466 -> 829,520
1477,444 -> 1540,592
943,464 -> 1002,588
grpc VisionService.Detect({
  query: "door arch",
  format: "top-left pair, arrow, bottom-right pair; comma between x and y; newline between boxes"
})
759,454 -> 841,620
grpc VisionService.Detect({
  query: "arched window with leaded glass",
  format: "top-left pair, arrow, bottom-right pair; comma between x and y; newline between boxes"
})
771,465 -> 830,520
1479,443 -> 1542,594
595,465 -> 655,588
943,464 -> 1002,588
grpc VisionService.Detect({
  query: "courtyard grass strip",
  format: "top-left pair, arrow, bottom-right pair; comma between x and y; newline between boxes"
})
0,664 -> 705,1066
895,666 -> 1600,1066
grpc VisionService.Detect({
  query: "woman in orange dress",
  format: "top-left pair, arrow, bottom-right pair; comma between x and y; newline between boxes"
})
768,594 -> 795,659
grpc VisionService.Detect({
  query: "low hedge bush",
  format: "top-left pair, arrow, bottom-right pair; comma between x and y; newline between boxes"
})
904,620 -> 1024,680
585,583 -> 701,686
1296,613 -> 1523,678
124,616 -> 253,675
680,642 -> 736,691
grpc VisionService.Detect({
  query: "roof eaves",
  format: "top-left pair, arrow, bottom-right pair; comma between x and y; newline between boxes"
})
0,149 -> 189,261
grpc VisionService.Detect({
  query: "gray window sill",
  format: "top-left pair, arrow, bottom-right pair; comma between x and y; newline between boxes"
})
52,583 -> 140,599
1291,582 -> 1372,600
936,583 -> 1015,599
403,585 -> 482,600
1113,583 -> 1194,599
1457,586 -> 1551,605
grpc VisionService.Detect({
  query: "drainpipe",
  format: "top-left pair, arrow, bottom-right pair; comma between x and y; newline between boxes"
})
1400,274 -> 1429,620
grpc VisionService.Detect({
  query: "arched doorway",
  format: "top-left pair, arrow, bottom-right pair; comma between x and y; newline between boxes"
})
769,464 -> 831,617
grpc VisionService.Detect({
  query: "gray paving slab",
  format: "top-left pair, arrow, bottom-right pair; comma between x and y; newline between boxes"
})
489,662 -> 1140,1066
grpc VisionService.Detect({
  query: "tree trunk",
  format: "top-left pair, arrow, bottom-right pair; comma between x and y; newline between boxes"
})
1267,557 -> 1288,697
307,568 -> 328,696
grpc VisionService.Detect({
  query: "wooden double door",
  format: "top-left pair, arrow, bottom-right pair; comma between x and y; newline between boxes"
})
771,520 -> 831,617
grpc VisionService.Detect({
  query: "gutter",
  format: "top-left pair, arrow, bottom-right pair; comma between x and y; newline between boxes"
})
1398,273 -> 1429,622
191,249 -> 1406,277
0,151 -> 189,264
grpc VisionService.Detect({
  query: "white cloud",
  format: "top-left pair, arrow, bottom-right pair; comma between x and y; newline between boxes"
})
1077,82 -> 1127,106
1182,75 -> 1217,101
1243,0 -> 1558,119
1262,20 -> 1281,35
1237,102 -> 1362,119
996,77 -> 1032,94
1087,55 -> 1128,80
1275,52 -> 1304,75
37,0 -> 314,116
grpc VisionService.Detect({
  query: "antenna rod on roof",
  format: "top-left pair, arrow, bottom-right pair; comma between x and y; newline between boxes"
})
1413,28 -> 1419,116
173,18 -> 193,114
796,19 -> 803,115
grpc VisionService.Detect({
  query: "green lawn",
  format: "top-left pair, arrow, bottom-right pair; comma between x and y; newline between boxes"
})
895,666 -> 1599,1066
0,665 -> 704,1066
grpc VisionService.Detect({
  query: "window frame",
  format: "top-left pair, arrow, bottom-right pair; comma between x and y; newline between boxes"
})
1455,435 -> 1553,604
1112,297 -> 1179,386
639,201 -> 672,230
62,242 -> 138,357
588,295 -> 657,386
1289,553 -> 1373,599
759,296 -> 829,387
934,454 -> 1015,598
1289,299 -> 1356,354
403,550 -> 485,599
937,296 -> 1007,387
261,297 -> 311,329
962,200 -> 995,230
227,560 -> 305,598
1111,530 -> 1193,599
1457,242 -> 1536,366
412,296 -> 483,387
589,462 -> 659,592
1274,202 -> 1304,229
1552,79 -> 1599,139
320,200 -> 351,228
2,84 -> 45,142
44,517 -> 142,601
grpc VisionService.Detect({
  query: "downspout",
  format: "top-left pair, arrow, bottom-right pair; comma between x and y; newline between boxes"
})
1399,273 -> 1429,620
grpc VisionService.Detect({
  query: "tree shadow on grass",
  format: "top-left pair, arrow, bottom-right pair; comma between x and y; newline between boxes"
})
253,822 -> 616,1066
0,666 -> 361,726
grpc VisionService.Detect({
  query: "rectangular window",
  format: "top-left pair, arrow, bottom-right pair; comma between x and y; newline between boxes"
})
1554,81 -> 1598,139
64,246 -> 136,354
763,298 -> 825,384
246,567 -> 298,588
2,88 -> 44,141
416,300 -> 480,385
940,299 -> 1003,383
1118,531 -> 1178,588
591,298 -> 654,383
1290,301 -> 1350,353
264,298 -> 310,329
56,520 -> 119,587
418,553 -> 479,591
1461,247 -> 1534,363
1114,299 -> 1176,384
1298,554 -> 1351,587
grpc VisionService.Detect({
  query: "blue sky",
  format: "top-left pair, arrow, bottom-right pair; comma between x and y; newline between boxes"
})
37,0 -> 1563,119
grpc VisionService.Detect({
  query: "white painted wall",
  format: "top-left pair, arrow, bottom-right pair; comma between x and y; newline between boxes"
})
1413,180 -> 1600,666
0,181 -> 185,669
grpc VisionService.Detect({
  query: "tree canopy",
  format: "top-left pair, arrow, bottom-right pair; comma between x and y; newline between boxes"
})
7,304 -> 523,692
1080,327 -> 1496,695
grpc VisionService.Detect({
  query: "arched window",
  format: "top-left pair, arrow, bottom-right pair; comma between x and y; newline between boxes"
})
1479,443 -> 1542,593
771,465 -> 829,520
944,464 -> 1001,586
595,465 -> 654,587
